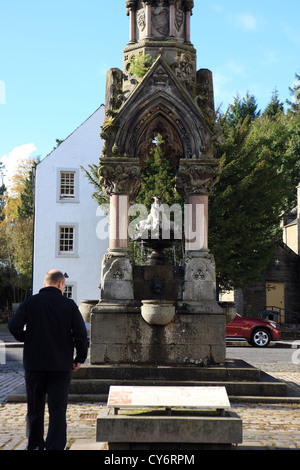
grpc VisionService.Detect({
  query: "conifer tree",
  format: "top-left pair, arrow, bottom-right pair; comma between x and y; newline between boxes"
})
210,102 -> 286,291
136,134 -> 182,210
286,73 -> 300,115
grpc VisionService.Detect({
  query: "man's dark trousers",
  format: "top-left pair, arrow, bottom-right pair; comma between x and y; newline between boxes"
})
25,370 -> 71,450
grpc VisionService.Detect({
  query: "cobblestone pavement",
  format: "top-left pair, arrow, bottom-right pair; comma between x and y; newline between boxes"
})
1,361 -> 300,450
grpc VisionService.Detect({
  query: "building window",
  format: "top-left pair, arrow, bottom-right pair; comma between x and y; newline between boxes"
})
59,226 -> 74,253
57,168 -> 79,203
56,223 -> 79,257
60,171 -> 75,199
64,285 -> 73,299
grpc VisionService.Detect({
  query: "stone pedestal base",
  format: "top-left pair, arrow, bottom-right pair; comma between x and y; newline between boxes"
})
100,249 -> 135,302
97,410 -> 242,450
90,307 -> 226,366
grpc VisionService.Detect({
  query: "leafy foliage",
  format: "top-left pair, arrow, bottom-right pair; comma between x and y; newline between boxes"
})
210,89 -> 300,290
129,53 -> 154,79
0,157 -> 39,304
136,134 -> 183,210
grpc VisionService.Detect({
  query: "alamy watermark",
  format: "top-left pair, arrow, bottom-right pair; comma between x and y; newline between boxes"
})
0,81 -> 6,105
96,199 -> 206,250
0,341 -> 6,364
292,341 -> 300,365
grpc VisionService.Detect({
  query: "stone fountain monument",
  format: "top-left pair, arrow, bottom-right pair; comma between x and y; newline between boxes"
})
90,0 -> 226,367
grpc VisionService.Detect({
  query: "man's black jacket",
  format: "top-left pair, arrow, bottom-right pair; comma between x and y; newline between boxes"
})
8,287 -> 88,371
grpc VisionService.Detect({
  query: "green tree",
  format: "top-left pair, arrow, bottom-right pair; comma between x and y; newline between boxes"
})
226,92 -> 261,128
17,166 -> 35,219
262,88 -> 284,120
286,72 -> 300,115
80,163 -> 108,206
0,162 -> 6,220
136,134 -> 183,210
130,53 -> 154,80
0,157 -> 38,302
210,103 -> 286,291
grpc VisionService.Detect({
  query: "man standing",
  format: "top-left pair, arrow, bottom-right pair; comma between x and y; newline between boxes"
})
8,269 -> 88,450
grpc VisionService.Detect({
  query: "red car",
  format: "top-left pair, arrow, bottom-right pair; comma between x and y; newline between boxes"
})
226,314 -> 281,347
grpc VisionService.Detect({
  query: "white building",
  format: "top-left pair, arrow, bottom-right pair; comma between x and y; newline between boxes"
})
32,105 -> 109,305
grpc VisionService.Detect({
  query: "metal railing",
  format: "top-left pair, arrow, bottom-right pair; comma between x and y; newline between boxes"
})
262,306 -> 300,325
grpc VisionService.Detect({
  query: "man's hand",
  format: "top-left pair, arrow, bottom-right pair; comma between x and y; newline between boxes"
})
72,362 -> 82,372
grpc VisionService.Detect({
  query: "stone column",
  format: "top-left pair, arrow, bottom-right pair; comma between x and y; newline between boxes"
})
184,0 -> 194,43
185,10 -> 191,42
97,157 -> 141,304
129,10 -> 136,43
169,1 -> 175,37
176,158 -> 220,253
176,158 -> 221,307
185,194 -> 208,251
126,1 -> 137,42
144,1 -> 152,38
109,194 -> 130,250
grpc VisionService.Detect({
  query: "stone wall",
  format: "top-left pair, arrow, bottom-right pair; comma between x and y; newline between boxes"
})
91,310 -> 225,366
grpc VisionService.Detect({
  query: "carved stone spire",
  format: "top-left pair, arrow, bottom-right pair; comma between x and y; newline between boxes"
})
123,0 -> 197,94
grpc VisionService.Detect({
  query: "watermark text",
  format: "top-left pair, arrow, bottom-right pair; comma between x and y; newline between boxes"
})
0,81 -> 6,105
96,201 -> 206,250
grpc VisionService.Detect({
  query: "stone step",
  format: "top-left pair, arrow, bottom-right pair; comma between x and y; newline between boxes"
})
74,359 -> 261,383
70,378 -> 287,397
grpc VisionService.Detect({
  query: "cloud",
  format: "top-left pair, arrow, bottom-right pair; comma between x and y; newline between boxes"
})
225,60 -> 247,78
231,12 -> 259,31
280,23 -> 300,50
213,72 -> 237,109
258,47 -> 279,66
212,4 -> 224,14
0,143 -> 37,189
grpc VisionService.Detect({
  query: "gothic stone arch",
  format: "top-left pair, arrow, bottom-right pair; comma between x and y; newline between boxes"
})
100,57 -> 218,202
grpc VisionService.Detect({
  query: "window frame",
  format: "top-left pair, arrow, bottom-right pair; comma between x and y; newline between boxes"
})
57,168 -> 80,203
56,223 -> 79,258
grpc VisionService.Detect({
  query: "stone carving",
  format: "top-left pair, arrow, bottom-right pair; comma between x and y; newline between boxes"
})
176,159 -> 221,197
112,267 -> 125,280
99,158 -> 141,201
179,54 -> 193,77
174,52 -> 195,86
175,7 -> 184,31
152,2 -> 169,37
151,67 -> 169,86
136,196 -> 180,236
137,9 -> 146,30
193,266 -> 208,281
100,253 -> 135,301
183,251 -> 217,302
126,0 -> 138,12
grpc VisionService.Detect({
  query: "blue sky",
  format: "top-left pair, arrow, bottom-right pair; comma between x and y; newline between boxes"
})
0,0 -> 299,181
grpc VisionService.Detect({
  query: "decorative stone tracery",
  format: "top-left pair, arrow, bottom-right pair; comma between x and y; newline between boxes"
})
97,0 -> 220,304
91,0 -> 226,368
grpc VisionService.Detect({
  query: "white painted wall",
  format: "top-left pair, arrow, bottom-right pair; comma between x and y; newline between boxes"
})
32,105 -> 109,304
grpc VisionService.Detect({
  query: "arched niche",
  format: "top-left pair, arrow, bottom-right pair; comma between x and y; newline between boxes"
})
114,93 -> 206,163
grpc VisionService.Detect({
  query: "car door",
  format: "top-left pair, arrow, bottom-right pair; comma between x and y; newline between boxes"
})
226,315 -> 245,338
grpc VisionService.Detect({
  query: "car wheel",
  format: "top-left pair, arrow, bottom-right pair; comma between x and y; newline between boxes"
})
250,328 -> 271,347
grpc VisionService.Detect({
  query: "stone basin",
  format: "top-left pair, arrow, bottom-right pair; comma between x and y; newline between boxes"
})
141,300 -> 176,326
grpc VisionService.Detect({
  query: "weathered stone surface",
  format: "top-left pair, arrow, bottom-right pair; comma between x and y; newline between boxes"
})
97,411 -> 243,447
100,250 -> 135,301
90,311 -> 226,366
183,250 -> 218,302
